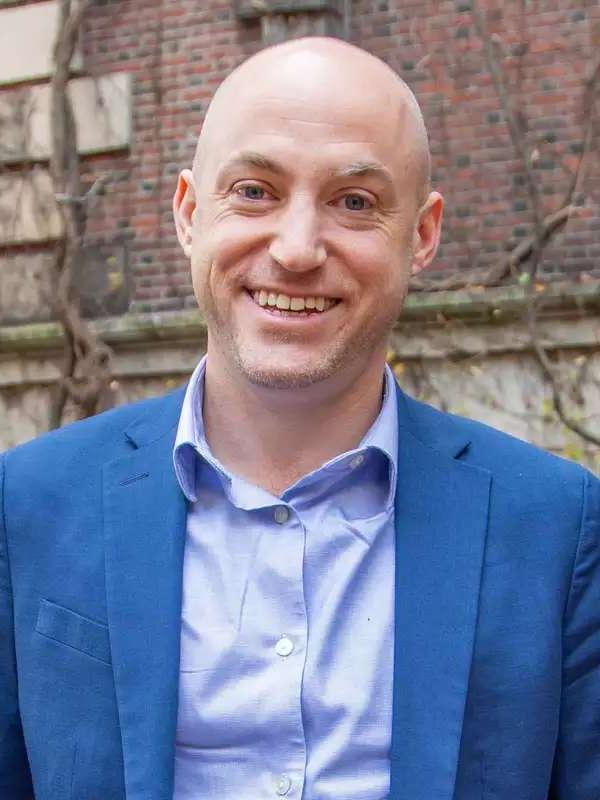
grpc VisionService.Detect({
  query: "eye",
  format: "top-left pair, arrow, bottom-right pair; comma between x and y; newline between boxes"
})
341,193 -> 373,211
234,183 -> 270,201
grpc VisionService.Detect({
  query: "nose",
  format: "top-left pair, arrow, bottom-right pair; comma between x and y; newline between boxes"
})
268,197 -> 327,272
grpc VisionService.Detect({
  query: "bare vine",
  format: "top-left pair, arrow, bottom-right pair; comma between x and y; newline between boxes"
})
49,0 -> 113,428
406,1 -> 600,448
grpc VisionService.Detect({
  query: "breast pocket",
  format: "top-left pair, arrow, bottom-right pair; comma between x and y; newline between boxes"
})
35,598 -> 112,665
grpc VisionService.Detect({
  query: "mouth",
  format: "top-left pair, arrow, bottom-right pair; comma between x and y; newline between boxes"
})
246,288 -> 340,316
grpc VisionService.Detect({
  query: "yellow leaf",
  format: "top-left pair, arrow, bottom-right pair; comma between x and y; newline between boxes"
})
107,271 -> 124,292
541,398 -> 554,420
562,443 -> 583,463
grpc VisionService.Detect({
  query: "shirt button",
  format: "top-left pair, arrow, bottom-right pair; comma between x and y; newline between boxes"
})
275,774 -> 292,795
274,506 -> 289,524
275,635 -> 294,657
349,453 -> 365,469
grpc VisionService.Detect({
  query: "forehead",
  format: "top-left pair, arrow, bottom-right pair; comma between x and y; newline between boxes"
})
201,58 -> 413,183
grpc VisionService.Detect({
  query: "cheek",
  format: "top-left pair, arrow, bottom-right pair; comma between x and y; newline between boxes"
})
344,234 -> 410,295
193,220 -> 263,288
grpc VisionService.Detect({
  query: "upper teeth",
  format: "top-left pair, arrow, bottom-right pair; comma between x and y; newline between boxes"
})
252,290 -> 334,312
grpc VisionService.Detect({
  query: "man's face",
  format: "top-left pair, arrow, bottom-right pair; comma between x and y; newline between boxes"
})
176,50 -> 440,390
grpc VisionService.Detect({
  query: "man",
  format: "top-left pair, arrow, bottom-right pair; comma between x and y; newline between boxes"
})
1,36 -> 599,800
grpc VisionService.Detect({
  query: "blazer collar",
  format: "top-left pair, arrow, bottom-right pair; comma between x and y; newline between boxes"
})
123,386 -> 186,449
104,387 -> 188,800
389,381 -> 490,800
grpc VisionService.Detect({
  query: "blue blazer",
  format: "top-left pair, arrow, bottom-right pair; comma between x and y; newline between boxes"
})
1,384 -> 599,800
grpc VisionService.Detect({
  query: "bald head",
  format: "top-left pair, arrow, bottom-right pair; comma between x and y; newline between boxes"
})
194,37 -> 431,206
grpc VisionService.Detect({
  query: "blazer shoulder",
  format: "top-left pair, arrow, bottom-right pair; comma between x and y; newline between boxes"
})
2,385 -> 186,476
400,388 -> 591,486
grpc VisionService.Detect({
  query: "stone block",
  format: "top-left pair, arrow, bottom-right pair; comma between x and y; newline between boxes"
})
0,0 -> 83,86
0,168 -> 63,245
77,244 -> 130,318
0,244 -> 129,324
0,73 -> 132,164
0,252 -> 55,324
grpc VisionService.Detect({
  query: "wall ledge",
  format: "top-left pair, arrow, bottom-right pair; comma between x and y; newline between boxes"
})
1,279 -> 598,355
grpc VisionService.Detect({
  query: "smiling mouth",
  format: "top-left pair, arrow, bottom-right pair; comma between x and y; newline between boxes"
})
247,289 -> 339,314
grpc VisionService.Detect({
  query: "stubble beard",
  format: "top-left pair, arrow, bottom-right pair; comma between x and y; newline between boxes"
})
200,283 -> 408,391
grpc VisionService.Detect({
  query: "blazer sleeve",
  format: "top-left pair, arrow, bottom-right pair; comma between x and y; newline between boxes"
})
0,454 -> 35,798
550,467 -> 600,799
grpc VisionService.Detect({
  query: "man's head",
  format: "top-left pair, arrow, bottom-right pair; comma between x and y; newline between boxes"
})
174,37 -> 443,390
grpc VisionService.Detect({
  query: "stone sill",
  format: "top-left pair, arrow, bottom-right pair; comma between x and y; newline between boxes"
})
235,0 -> 339,19
0,279 -> 598,355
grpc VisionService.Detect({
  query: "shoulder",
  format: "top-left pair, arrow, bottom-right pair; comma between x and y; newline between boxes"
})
1,386 -> 186,477
399,387 -> 595,505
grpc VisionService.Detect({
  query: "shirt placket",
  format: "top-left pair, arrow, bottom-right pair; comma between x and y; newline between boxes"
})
259,502 -> 309,799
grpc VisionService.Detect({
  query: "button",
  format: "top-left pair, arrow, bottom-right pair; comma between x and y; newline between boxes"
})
274,506 -> 289,524
275,635 -> 294,657
275,774 -> 292,796
349,453 -> 365,469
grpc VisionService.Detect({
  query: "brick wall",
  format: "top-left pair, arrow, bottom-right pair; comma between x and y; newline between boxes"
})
1,0 -> 598,319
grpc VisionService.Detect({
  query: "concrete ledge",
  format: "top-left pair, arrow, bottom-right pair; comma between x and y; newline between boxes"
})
0,281 -> 598,383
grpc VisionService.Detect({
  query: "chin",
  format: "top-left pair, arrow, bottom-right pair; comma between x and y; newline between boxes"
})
234,348 -> 346,390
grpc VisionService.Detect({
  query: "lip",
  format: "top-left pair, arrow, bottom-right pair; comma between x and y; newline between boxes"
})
243,289 -> 340,326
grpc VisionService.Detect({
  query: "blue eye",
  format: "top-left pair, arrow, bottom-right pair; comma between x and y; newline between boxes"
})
344,194 -> 370,211
237,184 -> 265,200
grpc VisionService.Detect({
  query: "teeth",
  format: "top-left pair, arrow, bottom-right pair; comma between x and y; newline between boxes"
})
251,290 -> 334,312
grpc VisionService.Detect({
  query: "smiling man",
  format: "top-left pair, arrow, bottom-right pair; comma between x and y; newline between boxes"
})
1,37 -> 600,800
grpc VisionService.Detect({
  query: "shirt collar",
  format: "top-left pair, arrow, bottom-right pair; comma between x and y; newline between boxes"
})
173,355 -> 398,507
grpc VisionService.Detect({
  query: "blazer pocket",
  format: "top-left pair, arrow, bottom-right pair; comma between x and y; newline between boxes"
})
36,599 -> 112,665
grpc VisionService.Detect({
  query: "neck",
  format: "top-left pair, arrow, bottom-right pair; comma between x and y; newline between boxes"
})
201,353 -> 387,496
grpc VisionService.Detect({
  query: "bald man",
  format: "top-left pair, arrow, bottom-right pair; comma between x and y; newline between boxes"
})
1,38 -> 599,800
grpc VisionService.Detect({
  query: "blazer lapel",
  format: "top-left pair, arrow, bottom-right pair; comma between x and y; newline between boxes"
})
103,392 -> 187,800
390,387 -> 491,800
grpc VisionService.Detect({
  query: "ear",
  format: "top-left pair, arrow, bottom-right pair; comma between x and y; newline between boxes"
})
410,190 -> 444,276
173,169 -> 196,258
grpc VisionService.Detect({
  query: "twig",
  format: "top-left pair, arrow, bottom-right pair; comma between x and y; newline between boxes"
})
410,204 -> 577,291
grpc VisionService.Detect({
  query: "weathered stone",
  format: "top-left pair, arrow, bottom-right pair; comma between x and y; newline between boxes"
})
77,244 -> 130,318
0,0 -> 83,86
0,169 -> 63,245
0,252 -> 55,323
0,73 -> 133,164
0,245 -> 129,324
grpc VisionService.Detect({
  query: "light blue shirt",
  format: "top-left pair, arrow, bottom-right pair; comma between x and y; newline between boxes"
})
172,357 -> 398,799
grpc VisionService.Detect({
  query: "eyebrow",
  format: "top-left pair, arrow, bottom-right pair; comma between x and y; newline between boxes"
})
216,151 -> 287,181
331,161 -> 395,190
217,151 -> 396,191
